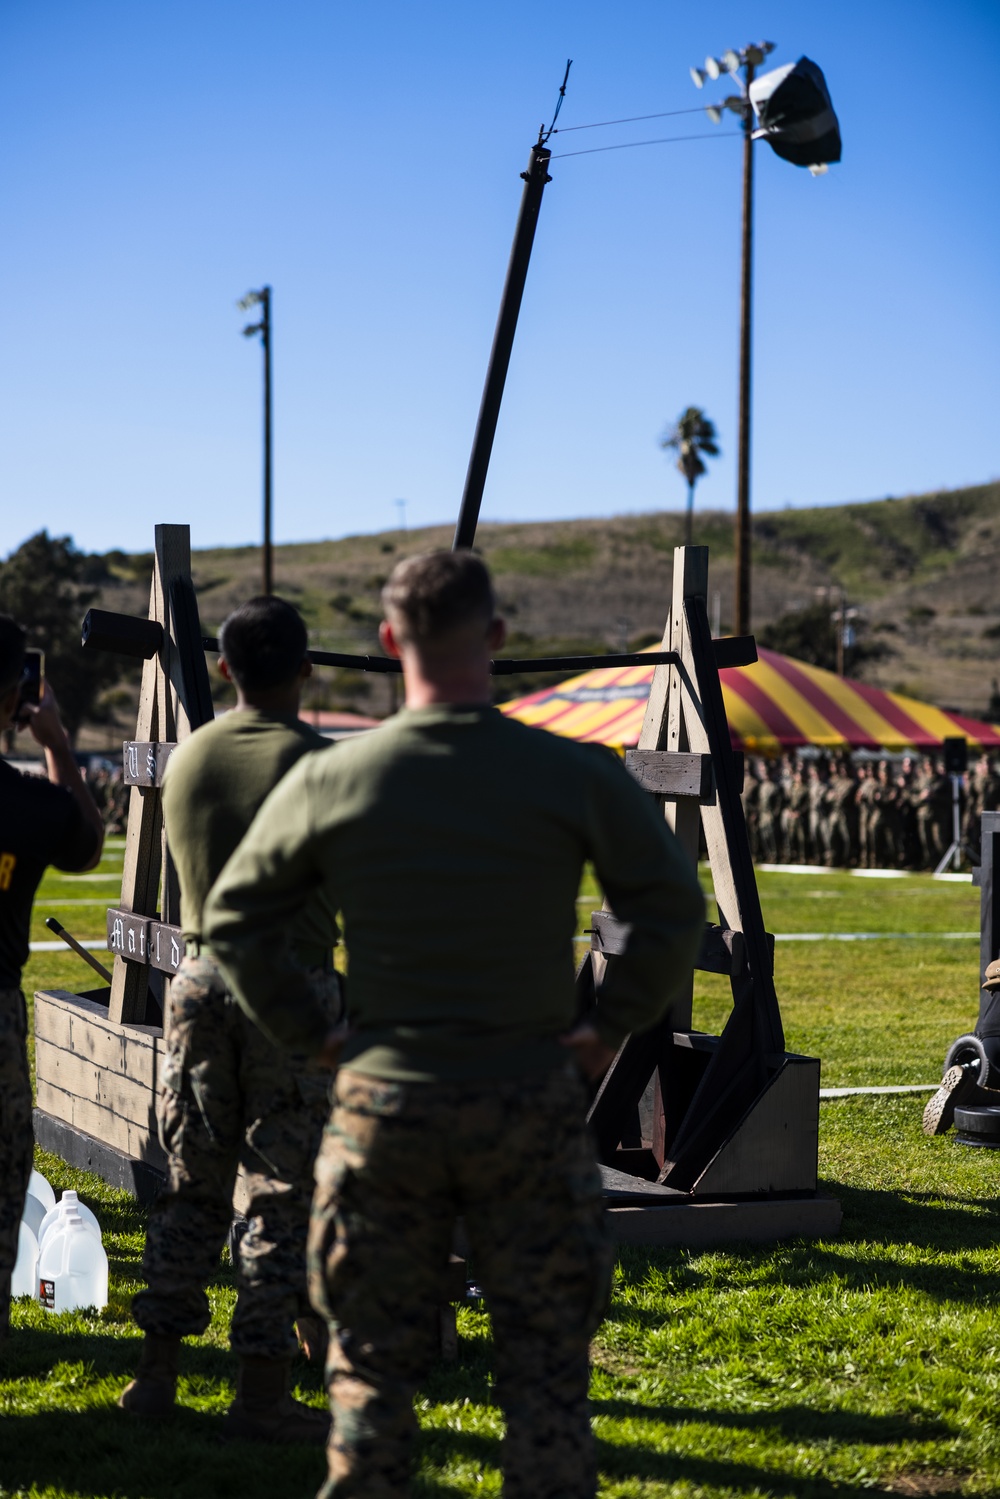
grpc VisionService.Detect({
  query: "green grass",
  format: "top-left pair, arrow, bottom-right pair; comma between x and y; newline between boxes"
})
4,857 -> 1000,1496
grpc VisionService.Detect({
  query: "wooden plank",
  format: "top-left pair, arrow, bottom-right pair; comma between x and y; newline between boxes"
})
590,914 -> 760,978
711,635 -> 757,670
109,555 -> 167,1024
33,993 -> 74,1052
35,1038 -> 101,1105
604,1194 -> 842,1247
36,1036 -> 158,1120
33,1108 -> 166,1203
625,750 -> 714,802
123,742 -> 177,787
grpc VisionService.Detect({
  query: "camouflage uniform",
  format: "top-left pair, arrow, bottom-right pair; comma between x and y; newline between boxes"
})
133,954 -> 342,1358
0,987 -> 33,1333
308,1065 -> 612,1499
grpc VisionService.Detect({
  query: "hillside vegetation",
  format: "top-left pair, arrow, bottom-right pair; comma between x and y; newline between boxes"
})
71,479 -> 1000,740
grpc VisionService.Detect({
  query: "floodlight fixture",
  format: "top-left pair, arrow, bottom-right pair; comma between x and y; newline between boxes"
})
237,290 -> 264,312
687,38 -> 840,636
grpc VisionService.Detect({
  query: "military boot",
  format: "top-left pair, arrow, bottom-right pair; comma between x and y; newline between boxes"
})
222,1356 -> 329,1444
118,1333 -> 181,1416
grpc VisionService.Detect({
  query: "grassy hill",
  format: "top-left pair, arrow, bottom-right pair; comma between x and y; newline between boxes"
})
77,478 -> 1000,743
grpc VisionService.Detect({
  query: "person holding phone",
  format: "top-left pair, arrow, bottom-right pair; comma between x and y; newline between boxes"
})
0,614 -> 104,1344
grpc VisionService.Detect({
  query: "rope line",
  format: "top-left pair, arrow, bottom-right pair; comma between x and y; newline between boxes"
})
539,58 -> 573,145
553,105 -> 715,134
552,130 -> 740,160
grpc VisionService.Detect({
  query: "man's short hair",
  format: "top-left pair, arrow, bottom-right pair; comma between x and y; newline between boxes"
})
219,596 -> 308,691
381,551 -> 495,646
0,614 -> 26,697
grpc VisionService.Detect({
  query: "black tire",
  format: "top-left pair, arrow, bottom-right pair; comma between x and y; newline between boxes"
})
943,1033 -> 1000,1090
953,1104 -> 1000,1137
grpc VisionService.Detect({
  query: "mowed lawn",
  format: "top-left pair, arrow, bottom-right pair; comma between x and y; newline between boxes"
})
4,847 -> 1000,1498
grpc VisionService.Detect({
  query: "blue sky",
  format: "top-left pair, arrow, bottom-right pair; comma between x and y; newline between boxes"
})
2,0 -> 997,556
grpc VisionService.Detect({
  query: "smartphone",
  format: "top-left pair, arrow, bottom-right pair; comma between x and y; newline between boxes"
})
18,648 -> 45,712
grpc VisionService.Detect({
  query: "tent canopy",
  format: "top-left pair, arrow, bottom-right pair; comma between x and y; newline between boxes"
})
501,646 -> 1000,755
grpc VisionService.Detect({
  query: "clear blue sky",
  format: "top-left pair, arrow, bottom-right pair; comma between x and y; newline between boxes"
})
2,0 -> 997,556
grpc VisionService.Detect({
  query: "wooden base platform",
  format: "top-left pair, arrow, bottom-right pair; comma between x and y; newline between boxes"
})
601,1164 -> 841,1246
33,1107 -> 167,1204
34,987 -> 167,1202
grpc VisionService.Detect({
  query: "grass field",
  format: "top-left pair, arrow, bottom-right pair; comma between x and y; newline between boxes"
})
4,849 -> 1000,1498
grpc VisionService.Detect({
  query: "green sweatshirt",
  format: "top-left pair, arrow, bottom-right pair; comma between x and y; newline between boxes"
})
204,703 -> 704,1082
161,708 -> 337,962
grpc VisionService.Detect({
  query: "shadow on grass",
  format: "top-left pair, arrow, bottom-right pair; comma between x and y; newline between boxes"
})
593,1436 -> 966,1499
610,1182 -> 1000,1307
592,1395 -> 951,1446
2,1320 -> 325,1394
0,1400 -> 488,1499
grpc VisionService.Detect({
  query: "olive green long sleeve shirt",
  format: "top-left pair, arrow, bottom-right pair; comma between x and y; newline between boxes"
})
204,703 -> 704,1082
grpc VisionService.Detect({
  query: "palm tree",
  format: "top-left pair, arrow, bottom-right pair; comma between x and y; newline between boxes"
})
660,406 -> 720,546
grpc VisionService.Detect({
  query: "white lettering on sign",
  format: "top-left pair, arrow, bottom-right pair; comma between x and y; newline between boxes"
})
110,917 -> 125,953
127,926 -> 136,955
127,744 -> 139,779
146,748 -> 156,779
170,934 -> 181,969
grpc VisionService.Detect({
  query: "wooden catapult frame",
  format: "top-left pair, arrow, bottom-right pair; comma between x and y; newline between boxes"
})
34,525 -> 840,1245
34,525 -> 212,1198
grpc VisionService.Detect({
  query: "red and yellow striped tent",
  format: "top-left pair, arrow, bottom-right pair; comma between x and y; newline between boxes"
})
501,646 -> 1000,755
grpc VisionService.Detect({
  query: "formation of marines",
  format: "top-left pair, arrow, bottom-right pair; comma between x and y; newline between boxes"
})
741,751 -> 1000,870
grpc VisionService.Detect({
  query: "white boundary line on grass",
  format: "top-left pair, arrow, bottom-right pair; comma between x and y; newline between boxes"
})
820,1084 -> 937,1098
757,863 -> 971,883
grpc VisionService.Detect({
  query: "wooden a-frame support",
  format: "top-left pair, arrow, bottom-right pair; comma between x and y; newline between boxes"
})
34,525 -> 213,1197
582,547 -> 840,1239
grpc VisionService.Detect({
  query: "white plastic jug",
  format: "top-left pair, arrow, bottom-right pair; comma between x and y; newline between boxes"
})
37,1209 -> 109,1313
27,1168 -> 56,1213
37,1190 -> 101,1252
11,1220 -> 39,1299
21,1190 -> 47,1243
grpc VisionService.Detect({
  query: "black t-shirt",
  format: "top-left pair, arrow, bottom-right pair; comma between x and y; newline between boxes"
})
0,759 -> 100,988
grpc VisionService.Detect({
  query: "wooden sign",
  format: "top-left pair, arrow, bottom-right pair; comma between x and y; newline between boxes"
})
123,742 -> 177,787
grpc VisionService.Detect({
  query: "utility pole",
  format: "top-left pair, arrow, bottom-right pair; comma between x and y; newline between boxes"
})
239,285 -> 273,594
453,143 -> 552,551
735,60 -> 755,640
692,43 -> 840,637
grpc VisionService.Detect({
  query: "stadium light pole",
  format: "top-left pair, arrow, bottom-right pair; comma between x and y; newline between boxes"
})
238,285 -> 273,595
692,44 -> 840,638
691,44 -> 773,638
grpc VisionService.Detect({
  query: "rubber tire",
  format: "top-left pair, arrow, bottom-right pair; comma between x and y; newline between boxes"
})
953,1104 -> 1000,1137
943,1033 -> 1000,1091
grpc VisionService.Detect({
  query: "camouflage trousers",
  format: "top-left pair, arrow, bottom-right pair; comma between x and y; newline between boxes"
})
133,954 -> 341,1359
0,988 -> 33,1335
308,1063 -> 612,1499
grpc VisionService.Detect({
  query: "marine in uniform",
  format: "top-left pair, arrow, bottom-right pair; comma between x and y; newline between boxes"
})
0,617 -> 103,1341
204,551 -> 706,1499
119,597 -> 341,1442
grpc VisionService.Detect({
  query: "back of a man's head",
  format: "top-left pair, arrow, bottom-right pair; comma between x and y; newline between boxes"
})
381,551 -> 495,649
219,596 -> 308,691
0,614 -> 26,697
